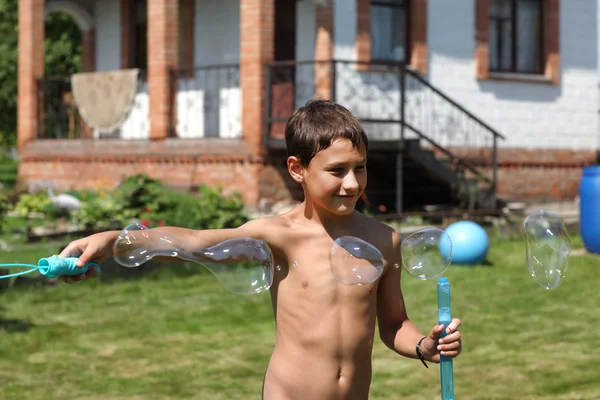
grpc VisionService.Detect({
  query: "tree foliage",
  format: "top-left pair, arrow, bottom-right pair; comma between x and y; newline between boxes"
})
0,0 -> 81,151
0,0 -> 19,150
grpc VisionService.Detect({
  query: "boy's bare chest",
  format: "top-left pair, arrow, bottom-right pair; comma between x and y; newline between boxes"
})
272,234 -> 381,303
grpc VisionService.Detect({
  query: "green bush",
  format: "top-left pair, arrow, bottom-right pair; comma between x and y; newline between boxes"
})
0,192 -> 9,232
73,194 -> 137,230
144,184 -> 249,229
116,174 -> 168,216
12,192 -> 51,217
72,175 -> 249,231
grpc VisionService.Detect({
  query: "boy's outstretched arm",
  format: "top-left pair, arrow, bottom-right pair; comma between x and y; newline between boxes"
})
376,230 -> 462,364
59,218 -> 268,283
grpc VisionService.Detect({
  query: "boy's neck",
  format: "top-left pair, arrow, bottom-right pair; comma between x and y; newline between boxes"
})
298,200 -> 356,230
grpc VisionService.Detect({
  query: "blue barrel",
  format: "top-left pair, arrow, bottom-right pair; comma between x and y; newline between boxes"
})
580,165 -> 600,254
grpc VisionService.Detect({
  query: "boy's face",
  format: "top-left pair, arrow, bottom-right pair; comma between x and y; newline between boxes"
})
290,138 -> 367,216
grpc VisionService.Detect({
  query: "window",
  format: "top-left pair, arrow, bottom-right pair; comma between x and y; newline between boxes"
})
132,0 -> 147,69
370,0 -> 409,62
489,0 -> 543,74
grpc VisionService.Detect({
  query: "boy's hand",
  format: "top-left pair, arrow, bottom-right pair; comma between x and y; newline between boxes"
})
421,318 -> 462,363
58,231 -> 117,283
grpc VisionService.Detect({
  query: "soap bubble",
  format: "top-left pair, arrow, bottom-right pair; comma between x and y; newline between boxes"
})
330,236 -> 384,285
113,223 -> 274,294
401,228 -> 453,280
522,210 -> 571,290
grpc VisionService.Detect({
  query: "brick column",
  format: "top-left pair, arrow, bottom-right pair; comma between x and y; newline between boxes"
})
544,0 -> 560,85
474,0 -> 489,80
240,0 -> 274,155
315,0 -> 334,100
356,0 -> 370,67
410,0 -> 428,75
17,0 -> 45,151
148,0 -> 179,140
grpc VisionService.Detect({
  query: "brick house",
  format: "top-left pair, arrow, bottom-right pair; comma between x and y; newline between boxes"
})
17,0 -> 599,215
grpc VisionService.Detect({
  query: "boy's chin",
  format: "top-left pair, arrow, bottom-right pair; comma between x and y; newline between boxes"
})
332,204 -> 356,215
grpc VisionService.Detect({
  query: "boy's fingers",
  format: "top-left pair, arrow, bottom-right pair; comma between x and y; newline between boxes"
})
441,349 -> 460,357
439,330 -> 461,344
60,242 -> 82,258
446,318 -> 462,334
439,341 -> 461,351
75,246 -> 97,267
428,324 -> 445,342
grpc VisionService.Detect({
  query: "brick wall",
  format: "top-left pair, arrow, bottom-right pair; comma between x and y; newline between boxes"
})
443,147 -> 598,201
18,139 -> 265,206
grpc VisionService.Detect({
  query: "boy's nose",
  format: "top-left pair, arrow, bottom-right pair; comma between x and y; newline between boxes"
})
342,171 -> 360,192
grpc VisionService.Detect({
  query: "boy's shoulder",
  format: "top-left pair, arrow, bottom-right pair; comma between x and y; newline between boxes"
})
245,214 -> 295,229
241,214 -> 296,239
353,212 -> 402,251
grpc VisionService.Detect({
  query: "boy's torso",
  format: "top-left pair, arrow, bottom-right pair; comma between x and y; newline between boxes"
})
260,211 -> 394,400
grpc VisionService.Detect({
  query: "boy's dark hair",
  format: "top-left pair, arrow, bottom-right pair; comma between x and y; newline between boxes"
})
285,99 -> 368,166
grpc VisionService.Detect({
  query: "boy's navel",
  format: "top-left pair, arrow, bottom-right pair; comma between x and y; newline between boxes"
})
302,280 -> 309,289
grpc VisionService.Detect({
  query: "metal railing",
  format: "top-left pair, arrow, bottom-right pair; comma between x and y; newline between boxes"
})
37,64 -> 241,141
170,64 -> 241,139
36,70 -> 149,140
264,59 -> 505,206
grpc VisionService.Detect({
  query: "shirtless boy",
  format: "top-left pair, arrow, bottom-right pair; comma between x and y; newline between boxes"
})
60,99 -> 463,400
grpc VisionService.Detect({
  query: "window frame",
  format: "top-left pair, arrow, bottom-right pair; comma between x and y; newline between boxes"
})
488,0 -> 545,75
475,0 -> 560,85
356,0 -> 428,75
369,0 -> 411,64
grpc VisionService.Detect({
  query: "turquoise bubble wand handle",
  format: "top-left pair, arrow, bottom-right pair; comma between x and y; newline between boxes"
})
37,255 -> 100,278
0,256 -> 100,279
437,277 -> 454,400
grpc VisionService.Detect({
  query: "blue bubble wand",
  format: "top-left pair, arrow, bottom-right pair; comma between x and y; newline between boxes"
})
0,255 -> 100,279
401,227 -> 455,400
437,277 -> 454,400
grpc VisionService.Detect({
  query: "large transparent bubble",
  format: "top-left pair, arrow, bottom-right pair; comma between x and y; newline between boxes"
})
521,210 -> 571,290
330,236 -> 384,285
113,223 -> 274,294
401,228 -> 453,280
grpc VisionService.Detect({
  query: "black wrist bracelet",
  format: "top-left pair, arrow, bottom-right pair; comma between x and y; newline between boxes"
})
416,336 -> 428,368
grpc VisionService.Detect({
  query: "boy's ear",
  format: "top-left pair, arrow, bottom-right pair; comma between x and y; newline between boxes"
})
287,156 -> 305,183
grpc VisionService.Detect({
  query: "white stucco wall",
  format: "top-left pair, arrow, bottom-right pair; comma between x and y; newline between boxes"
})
331,0 -> 599,150
93,0 -> 149,140
427,0 -> 598,150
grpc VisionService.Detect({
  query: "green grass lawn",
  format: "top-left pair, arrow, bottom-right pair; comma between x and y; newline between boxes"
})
0,236 -> 598,399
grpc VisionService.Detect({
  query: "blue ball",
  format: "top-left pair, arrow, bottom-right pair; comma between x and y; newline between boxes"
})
440,221 -> 489,265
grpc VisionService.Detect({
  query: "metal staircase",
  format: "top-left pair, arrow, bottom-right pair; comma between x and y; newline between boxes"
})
265,60 -> 506,214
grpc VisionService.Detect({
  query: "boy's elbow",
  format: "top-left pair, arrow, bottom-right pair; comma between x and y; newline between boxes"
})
378,323 -> 398,350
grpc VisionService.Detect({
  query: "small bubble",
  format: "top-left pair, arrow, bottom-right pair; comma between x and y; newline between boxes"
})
292,261 -> 299,268
276,265 -> 281,271
393,263 -> 400,269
